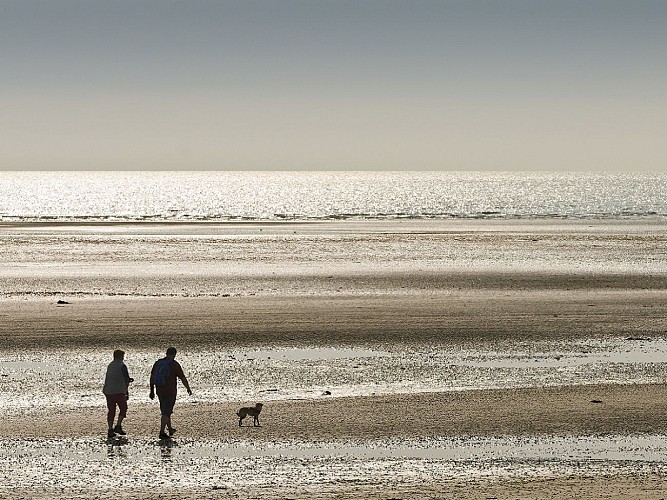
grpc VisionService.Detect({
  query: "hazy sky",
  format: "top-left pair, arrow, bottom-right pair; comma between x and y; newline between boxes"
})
2,0 -> 665,171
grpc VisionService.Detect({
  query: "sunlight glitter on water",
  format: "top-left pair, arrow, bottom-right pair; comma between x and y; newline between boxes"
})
2,171 -> 667,221
2,338 -> 667,412
2,434 -> 667,492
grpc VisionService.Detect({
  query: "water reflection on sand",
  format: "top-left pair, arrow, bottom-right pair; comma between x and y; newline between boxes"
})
2,434 -> 667,492
2,338 -> 667,413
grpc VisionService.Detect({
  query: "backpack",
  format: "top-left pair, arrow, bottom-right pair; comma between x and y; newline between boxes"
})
153,358 -> 174,386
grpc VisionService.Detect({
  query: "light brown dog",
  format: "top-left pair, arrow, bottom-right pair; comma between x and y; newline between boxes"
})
237,403 -> 263,427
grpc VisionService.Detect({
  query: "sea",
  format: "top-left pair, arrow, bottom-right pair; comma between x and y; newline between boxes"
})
1,170 -> 666,299
1,171 -> 666,221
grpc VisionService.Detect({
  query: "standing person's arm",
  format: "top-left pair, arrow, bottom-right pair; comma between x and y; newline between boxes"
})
122,364 -> 132,386
174,361 -> 192,396
175,364 -> 193,395
180,374 -> 193,396
122,363 -> 132,398
149,362 -> 156,400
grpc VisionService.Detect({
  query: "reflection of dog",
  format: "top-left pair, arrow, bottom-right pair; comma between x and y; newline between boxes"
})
237,403 -> 263,427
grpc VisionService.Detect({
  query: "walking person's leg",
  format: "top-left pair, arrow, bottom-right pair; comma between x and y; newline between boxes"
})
106,395 -> 117,437
161,414 -> 170,435
114,396 -> 127,435
157,394 -> 176,439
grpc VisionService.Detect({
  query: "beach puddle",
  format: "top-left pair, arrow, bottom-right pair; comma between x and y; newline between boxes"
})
242,347 -> 388,361
4,434 -> 667,462
2,434 -> 667,491
454,338 -> 667,369
2,337 -> 667,412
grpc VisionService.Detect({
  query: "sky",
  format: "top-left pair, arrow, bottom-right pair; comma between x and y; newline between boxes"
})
1,0 -> 665,171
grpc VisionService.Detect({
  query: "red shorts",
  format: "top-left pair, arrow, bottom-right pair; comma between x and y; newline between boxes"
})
105,393 -> 128,419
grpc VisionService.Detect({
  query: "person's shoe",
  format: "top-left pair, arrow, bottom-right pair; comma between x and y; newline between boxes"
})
113,425 -> 126,436
107,429 -> 115,438
159,432 -> 170,440
168,427 -> 177,436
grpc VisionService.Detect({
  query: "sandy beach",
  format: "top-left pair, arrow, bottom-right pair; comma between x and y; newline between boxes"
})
2,220 -> 667,498
2,383 -> 667,498
2,290 -> 667,498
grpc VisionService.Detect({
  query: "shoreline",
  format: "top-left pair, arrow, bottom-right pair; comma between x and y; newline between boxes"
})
0,215 -> 667,235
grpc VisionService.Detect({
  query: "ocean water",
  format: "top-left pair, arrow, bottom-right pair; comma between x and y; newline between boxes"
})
1,171 -> 666,221
1,171 -> 666,300
1,172 -> 666,300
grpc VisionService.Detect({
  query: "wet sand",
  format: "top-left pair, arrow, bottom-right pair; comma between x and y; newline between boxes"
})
3,217 -> 667,498
2,385 -> 667,499
2,385 -> 667,498
2,286 -> 667,349
2,286 -> 667,498
3,383 -> 667,440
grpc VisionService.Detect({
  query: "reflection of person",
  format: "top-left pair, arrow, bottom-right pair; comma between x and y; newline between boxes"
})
149,347 -> 192,440
103,349 -> 133,438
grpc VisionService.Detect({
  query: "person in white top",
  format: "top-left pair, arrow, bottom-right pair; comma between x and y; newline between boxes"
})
103,349 -> 133,438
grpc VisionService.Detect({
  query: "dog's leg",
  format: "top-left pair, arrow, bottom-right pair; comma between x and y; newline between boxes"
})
238,414 -> 244,427
254,415 -> 260,427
